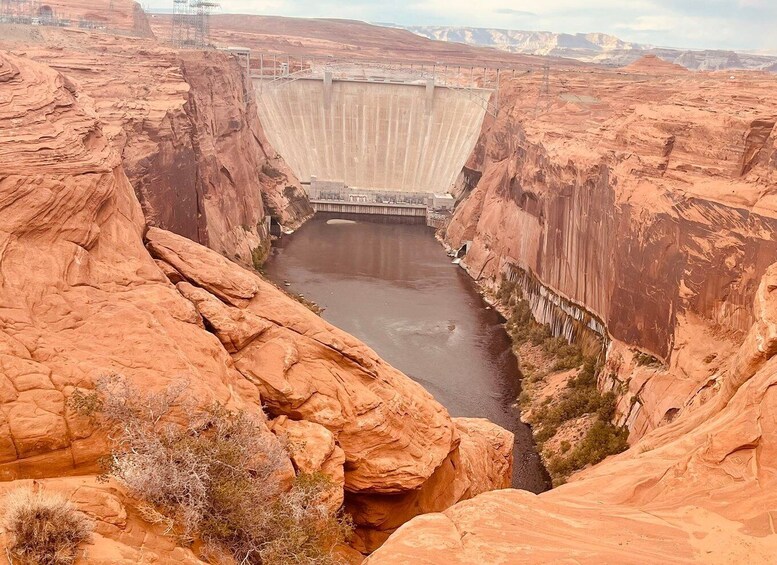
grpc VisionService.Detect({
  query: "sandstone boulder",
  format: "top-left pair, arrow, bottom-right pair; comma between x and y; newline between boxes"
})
270,416 -> 346,512
0,51 -> 273,479
146,227 -> 457,495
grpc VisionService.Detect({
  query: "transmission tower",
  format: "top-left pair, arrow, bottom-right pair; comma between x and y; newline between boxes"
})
171,0 -> 190,47
191,0 -> 218,48
534,62 -> 551,117
171,0 -> 218,48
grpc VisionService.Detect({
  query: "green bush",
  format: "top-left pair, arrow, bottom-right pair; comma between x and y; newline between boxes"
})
496,277 -> 628,482
634,351 -> 661,367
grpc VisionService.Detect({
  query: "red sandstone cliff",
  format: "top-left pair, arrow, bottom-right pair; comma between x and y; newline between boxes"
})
444,62 -> 777,440
367,260 -> 777,562
0,49 -> 507,558
0,27 -> 311,268
35,0 -> 154,38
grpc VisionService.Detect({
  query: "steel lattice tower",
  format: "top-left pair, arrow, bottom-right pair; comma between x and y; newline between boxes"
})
171,0 -> 190,47
172,0 -> 219,48
190,1 -> 218,48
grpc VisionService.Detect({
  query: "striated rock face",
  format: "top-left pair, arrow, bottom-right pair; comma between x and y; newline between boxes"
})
0,50 -> 268,479
0,50 -> 509,556
367,264 -> 777,563
447,72 -> 777,358
1,30 -> 310,268
38,0 -> 154,37
444,66 -> 777,439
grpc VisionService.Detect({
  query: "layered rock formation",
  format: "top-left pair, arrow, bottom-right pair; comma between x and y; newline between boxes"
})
367,263 -> 777,562
33,0 -> 154,37
0,49 -> 508,557
445,59 -> 777,440
0,26 -> 311,268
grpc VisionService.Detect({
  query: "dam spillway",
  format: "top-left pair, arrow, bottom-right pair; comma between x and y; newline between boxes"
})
253,75 -> 490,196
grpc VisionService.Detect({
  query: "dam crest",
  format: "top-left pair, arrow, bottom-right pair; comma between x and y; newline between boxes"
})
252,57 -> 499,217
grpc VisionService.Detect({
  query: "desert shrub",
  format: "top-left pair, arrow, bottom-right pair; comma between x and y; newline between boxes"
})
260,473 -> 354,565
547,420 -> 629,485
496,278 -> 627,482
530,352 -> 629,481
545,338 -> 583,371
4,489 -> 92,565
533,381 -> 608,438
634,351 -> 661,367
69,376 -> 350,564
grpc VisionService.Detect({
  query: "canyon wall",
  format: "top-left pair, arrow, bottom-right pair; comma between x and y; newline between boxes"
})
255,79 -> 488,193
36,0 -> 154,37
0,27 -> 311,268
367,260 -> 777,562
445,58 -> 777,438
0,49 -> 508,557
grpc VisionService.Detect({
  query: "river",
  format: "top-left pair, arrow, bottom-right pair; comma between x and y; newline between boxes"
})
264,214 -> 550,493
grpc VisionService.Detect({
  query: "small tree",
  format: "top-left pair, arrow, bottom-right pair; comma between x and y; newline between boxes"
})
4,488 -> 92,565
69,375 -> 351,564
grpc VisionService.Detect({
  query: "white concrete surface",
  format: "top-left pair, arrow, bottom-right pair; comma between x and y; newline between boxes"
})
254,78 -> 489,194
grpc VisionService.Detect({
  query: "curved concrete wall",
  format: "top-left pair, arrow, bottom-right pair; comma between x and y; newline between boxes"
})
254,78 -> 488,194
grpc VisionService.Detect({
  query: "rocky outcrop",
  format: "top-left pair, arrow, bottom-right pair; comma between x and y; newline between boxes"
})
0,478 -> 203,564
345,418 -> 513,552
0,50 -> 268,479
367,264 -> 777,563
2,31 -> 311,268
145,227 -> 456,495
0,50 -> 509,556
145,227 -> 514,551
445,67 -> 777,440
39,0 -> 154,37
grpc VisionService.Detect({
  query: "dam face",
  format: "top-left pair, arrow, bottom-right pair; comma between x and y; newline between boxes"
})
254,77 -> 489,195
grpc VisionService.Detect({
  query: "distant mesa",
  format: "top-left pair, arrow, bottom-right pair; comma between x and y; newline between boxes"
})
623,54 -> 689,73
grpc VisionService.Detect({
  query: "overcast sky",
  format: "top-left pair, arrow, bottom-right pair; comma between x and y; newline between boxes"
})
144,0 -> 777,53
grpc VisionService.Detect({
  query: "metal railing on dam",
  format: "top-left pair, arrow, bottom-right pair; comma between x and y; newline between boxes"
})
252,60 -> 492,200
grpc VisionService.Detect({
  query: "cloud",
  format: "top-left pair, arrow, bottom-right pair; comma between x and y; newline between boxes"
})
143,0 -> 776,51
493,8 -> 537,17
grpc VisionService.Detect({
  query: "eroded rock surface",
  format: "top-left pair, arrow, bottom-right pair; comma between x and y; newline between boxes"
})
0,50 -> 509,557
367,265 -> 777,562
444,63 -> 777,441
0,28 -> 311,268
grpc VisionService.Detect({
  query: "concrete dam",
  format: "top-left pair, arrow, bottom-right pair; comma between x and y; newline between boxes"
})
253,69 -> 491,215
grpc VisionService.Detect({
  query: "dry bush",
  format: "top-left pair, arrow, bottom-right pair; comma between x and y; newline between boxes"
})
69,375 -> 351,564
4,488 -> 92,565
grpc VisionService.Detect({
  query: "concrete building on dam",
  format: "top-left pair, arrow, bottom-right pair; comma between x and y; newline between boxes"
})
253,64 -> 491,217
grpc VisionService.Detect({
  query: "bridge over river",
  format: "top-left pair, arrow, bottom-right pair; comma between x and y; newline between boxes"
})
248,55 -> 498,218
